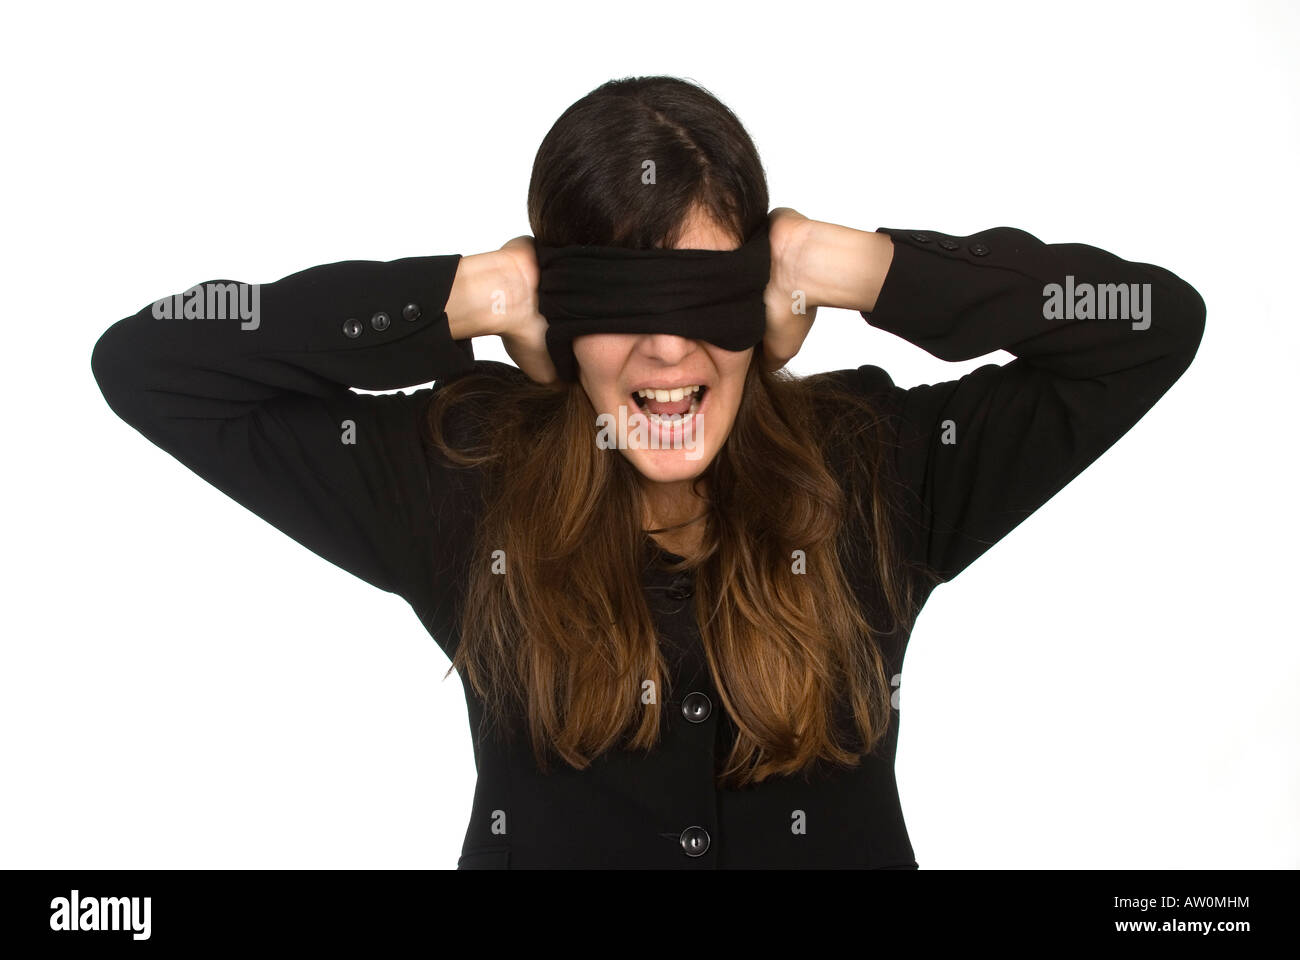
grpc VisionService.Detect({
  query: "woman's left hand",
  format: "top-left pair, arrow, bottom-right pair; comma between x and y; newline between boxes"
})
761,206 -> 819,372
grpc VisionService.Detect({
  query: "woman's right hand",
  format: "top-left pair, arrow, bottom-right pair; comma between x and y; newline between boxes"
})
444,236 -> 558,385
496,236 -> 558,384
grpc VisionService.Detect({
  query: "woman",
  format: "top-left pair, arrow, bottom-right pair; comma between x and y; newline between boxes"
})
90,76 -> 1205,868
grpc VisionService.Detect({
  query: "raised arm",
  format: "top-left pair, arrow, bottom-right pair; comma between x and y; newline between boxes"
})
90,247 -> 529,622
795,216 -> 1206,584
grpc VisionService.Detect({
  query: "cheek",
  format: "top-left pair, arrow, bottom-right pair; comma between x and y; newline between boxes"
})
718,388 -> 745,427
573,335 -> 636,371
713,347 -> 753,379
582,381 -> 627,421
575,346 -> 636,407
574,353 -> 617,402
716,356 -> 752,409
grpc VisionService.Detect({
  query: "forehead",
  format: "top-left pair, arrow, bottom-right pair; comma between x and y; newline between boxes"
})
666,209 -> 741,251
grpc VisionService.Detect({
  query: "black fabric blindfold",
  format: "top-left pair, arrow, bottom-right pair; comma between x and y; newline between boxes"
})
536,221 -> 771,381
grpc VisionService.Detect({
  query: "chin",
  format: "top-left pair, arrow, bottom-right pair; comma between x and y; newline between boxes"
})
623,448 -> 715,483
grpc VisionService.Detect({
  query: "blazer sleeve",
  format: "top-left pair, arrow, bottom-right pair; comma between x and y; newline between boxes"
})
90,255 -> 480,607
849,226 -> 1206,585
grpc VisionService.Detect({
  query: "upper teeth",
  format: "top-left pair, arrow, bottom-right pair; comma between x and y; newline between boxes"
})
636,385 -> 701,402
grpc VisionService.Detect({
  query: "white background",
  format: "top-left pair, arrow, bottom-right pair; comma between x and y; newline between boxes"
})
2,0 -> 1296,869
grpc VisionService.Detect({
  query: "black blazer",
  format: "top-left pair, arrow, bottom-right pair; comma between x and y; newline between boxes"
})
90,226 -> 1205,868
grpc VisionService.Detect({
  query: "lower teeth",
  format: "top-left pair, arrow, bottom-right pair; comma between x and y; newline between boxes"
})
647,397 -> 699,423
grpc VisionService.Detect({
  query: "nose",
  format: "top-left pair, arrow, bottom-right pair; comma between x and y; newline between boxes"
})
638,333 -> 697,367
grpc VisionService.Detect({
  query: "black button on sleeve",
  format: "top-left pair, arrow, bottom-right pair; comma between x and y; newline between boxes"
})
910,232 -> 931,242
938,239 -> 960,250
342,317 -> 363,339
402,302 -> 421,322
370,311 -> 391,332
969,241 -> 991,256
679,826 -> 710,857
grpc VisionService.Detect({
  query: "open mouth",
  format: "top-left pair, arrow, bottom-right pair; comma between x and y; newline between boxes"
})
630,384 -> 707,423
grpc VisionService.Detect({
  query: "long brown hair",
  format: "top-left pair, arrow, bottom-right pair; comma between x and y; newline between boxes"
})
425,77 -> 937,788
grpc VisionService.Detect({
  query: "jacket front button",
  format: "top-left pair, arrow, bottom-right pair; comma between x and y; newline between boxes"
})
371,311 -> 391,331
342,317 -> 363,339
679,826 -> 710,857
969,241 -> 991,256
667,573 -> 693,600
681,691 -> 711,723
402,302 -> 421,322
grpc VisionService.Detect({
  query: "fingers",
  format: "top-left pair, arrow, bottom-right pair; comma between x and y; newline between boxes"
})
502,322 -> 559,385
